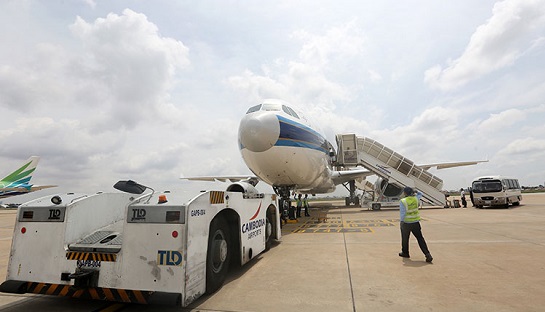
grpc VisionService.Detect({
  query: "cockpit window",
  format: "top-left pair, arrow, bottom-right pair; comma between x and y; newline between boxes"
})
247,103 -> 299,118
281,105 -> 291,116
283,105 -> 300,119
261,103 -> 281,111
246,104 -> 262,114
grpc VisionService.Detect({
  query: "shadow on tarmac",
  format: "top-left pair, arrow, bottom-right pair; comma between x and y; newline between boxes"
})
402,258 -> 433,268
185,241 -> 280,309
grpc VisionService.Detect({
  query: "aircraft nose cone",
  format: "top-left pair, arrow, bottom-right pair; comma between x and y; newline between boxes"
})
238,113 -> 280,152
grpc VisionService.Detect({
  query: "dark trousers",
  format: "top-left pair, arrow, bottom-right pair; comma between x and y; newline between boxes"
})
401,221 -> 430,256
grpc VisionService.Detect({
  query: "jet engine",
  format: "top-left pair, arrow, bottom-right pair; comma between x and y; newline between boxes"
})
376,177 -> 403,197
226,181 -> 260,194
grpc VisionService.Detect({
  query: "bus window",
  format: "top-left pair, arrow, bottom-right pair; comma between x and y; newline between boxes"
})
472,180 -> 502,193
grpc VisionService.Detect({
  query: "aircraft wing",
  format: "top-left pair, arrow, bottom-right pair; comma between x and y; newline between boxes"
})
0,185 -> 57,199
30,185 -> 57,191
331,168 -> 374,185
1,185 -> 57,192
0,186 -> 30,192
182,176 -> 259,186
419,160 -> 488,170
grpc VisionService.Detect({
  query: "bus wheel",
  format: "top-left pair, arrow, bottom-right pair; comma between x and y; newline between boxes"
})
206,217 -> 231,294
265,210 -> 274,251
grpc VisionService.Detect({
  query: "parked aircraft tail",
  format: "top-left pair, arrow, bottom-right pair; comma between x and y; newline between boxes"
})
0,156 -> 40,188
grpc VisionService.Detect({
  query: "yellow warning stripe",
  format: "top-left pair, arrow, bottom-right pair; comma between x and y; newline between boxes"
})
34,283 -> 46,293
45,283 -> 58,295
89,288 -> 99,299
103,288 -> 115,301
66,251 -> 117,262
26,282 -> 150,304
118,289 -> 130,302
210,191 -> 225,204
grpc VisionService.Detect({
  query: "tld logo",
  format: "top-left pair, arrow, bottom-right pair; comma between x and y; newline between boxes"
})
157,250 -> 182,266
131,208 -> 147,221
48,209 -> 61,220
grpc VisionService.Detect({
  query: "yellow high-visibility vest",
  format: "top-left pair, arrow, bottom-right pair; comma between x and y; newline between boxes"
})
401,196 -> 421,223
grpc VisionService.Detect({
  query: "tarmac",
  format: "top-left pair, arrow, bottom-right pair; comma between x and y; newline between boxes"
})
1,193 -> 545,311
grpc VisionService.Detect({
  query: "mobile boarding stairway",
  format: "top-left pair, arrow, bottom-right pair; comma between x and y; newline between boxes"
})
336,134 -> 446,207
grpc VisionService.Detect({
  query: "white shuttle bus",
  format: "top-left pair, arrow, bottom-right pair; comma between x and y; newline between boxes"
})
471,176 -> 522,208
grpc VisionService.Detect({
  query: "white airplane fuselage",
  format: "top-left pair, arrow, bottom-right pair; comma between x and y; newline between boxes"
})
238,99 -> 336,194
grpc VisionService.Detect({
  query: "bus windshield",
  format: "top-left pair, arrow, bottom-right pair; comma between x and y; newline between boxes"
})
472,180 -> 503,193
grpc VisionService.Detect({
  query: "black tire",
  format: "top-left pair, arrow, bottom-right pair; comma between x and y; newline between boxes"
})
206,217 -> 231,294
265,209 -> 274,251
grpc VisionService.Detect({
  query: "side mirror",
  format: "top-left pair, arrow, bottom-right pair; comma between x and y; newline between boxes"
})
113,180 -> 147,194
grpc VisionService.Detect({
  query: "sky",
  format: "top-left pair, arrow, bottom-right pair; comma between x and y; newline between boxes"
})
1,0 -> 545,202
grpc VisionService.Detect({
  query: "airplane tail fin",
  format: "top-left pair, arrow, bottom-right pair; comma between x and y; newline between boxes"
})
0,156 -> 41,188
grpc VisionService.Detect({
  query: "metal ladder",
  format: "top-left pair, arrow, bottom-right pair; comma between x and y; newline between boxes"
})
336,134 -> 446,206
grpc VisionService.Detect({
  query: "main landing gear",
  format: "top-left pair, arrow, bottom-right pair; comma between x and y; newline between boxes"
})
343,180 -> 360,206
273,185 -> 294,223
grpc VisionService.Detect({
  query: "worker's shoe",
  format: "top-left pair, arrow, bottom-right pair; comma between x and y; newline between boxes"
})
398,252 -> 410,258
425,254 -> 433,263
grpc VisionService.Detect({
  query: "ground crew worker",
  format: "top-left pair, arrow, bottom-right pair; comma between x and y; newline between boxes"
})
296,194 -> 303,218
303,194 -> 310,216
399,187 -> 433,263
460,188 -> 467,208
279,199 -> 288,227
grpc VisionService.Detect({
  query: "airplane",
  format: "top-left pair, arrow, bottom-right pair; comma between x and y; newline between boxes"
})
0,156 -> 56,199
186,99 -> 485,207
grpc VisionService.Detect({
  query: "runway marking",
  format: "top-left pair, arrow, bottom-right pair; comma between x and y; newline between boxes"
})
293,217 -> 399,233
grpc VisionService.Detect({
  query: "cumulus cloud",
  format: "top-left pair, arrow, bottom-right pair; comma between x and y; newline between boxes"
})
0,9 -> 197,192
0,9 -> 190,132
476,108 -> 526,133
70,9 -> 190,130
0,116 -> 125,178
228,21 -> 365,112
494,136 -> 545,174
425,0 -> 545,91
0,43 -> 72,112
372,106 -> 462,161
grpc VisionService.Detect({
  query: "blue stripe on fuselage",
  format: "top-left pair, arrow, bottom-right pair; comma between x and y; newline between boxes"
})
276,115 -> 328,153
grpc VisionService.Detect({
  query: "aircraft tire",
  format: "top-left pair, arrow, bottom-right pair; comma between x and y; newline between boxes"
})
206,217 -> 231,294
